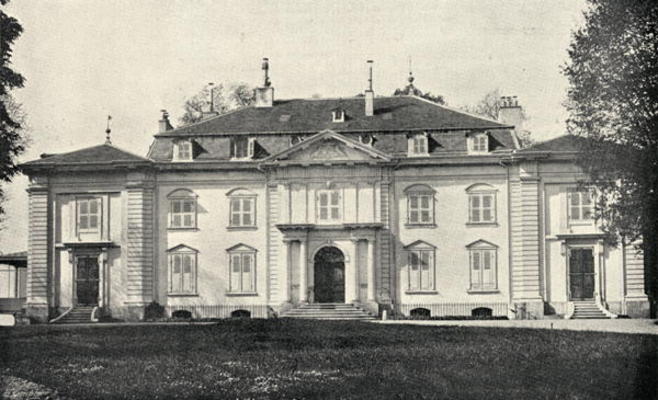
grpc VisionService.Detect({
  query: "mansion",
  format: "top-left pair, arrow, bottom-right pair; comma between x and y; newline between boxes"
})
20,60 -> 649,322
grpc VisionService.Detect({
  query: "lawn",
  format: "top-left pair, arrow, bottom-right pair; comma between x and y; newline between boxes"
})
0,320 -> 656,399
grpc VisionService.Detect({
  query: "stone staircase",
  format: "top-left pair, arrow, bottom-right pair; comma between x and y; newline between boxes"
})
281,303 -> 376,320
571,300 -> 612,319
52,306 -> 95,324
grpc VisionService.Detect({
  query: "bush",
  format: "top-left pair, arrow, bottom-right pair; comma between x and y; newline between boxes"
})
471,307 -> 493,318
144,301 -> 165,320
231,309 -> 251,318
409,308 -> 431,319
171,310 -> 192,320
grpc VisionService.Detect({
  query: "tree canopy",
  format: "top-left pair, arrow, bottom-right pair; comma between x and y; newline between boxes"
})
0,0 -> 26,220
179,82 -> 253,125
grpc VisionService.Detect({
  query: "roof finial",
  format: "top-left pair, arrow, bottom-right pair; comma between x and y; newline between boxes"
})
261,57 -> 271,87
105,115 -> 112,144
367,60 -> 374,92
408,56 -> 415,84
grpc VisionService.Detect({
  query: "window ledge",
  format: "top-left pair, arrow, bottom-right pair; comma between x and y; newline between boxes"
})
167,293 -> 199,297
405,223 -> 437,229
466,222 -> 498,227
226,292 -> 259,297
467,289 -> 500,294
568,221 -> 595,226
167,227 -> 199,232
405,290 -> 438,295
227,226 -> 258,231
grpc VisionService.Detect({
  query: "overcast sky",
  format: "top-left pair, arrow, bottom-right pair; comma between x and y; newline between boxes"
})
0,0 -> 587,252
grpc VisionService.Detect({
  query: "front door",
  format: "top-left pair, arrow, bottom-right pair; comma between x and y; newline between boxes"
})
76,255 -> 99,306
569,248 -> 595,300
313,247 -> 345,303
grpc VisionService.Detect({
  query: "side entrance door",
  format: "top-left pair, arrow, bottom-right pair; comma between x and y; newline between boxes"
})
569,248 -> 595,300
76,255 -> 99,306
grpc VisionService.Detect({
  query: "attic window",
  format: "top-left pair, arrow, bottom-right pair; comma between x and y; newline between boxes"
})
408,132 -> 429,157
173,140 -> 193,162
232,137 -> 255,160
360,134 -> 374,146
279,114 -> 291,122
469,132 -> 489,154
332,109 -> 345,123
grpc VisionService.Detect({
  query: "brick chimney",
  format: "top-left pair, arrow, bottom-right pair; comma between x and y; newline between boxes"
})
254,57 -> 274,108
364,60 -> 374,116
498,96 -> 524,130
159,110 -> 173,133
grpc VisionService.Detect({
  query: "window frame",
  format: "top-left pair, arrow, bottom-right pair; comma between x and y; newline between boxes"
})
316,189 -> 342,223
466,184 -> 497,225
229,195 -> 257,229
227,245 -> 257,294
76,196 -> 102,234
408,133 -> 429,157
466,240 -> 498,293
404,240 -> 437,294
468,132 -> 489,154
231,137 -> 255,160
0,264 -> 18,298
567,188 -> 594,225
407,192 -> 435,226
332,109 -> 345,123
168,190 -> 198,230
173,140 -> 193,161
168,248 -> 198,296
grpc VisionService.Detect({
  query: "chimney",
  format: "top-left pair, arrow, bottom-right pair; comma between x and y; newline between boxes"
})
201,82 -> 220,120
364,60 -> 374,117
159,109 -> 173,133
254,57 -> 274,108
498,96 -> 523,130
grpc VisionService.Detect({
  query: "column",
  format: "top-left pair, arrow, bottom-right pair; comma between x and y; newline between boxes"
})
281,239 -> 292,303
367,239 -> 376,302
349,239 -> 360,303
299,239 -> 308,303
26,181 -> 51,322
97,251 -> 105,308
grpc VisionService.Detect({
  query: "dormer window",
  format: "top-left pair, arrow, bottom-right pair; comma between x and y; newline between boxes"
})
469,132 -> 489,154
332,109 -> 345,123
232,137 -> 255,160
173,140 -> 193,161
360,134 -> 374,146
408,132 -> 429,156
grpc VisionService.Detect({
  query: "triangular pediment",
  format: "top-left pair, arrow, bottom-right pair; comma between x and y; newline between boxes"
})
263,130 -> 391,163
167,244 -> 199,253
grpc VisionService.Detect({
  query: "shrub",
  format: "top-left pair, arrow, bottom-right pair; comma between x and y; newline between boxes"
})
409,308 -> 431,319
144,301 -> 165,320
171,309 -> 192,320
471,307 -> 493,318
231,309 -> 251,318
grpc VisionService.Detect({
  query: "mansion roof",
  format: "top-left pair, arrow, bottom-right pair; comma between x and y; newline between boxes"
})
22,144 -> 151,167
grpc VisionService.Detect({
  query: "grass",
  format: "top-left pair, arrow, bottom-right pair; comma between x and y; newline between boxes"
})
0,320 -> 657,399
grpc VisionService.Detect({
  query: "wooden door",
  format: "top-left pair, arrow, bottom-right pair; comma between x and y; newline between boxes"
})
313,247 -> 345,303
569,248 -> 595,300
76,256 -> 99,306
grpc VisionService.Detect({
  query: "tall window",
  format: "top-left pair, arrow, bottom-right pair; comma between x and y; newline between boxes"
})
168,189 -> 197,229
467,184 -> 497,224
405,184 -> 435,225
0,265 -> 18,298
174,141 -> 192,161
568,189 -> 593,222
228,244 -> 256,293
317,189 -> 341,222
168,246 -> 197,295
77,197 -> 101,233
230,197 -> 256,227
467,240 -> 498,291
408,133 -> 428,156
232,137 -> 255,159
469,133 -> 489,154
404,240 -> 436,292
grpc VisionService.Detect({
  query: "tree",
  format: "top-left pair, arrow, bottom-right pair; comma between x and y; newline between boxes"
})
179,82 -> 254,125
0,0 -> 26,220
392,73 -> 445,105
462,89 -> 533,148
563,0 -> 658,313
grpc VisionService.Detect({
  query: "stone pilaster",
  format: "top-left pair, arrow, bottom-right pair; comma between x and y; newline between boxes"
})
26,178 -> 51,322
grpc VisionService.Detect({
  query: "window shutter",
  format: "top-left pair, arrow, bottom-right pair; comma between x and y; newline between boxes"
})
248,138 -> 255,158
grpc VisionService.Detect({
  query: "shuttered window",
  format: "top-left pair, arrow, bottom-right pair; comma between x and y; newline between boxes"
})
169,252 -> 196,294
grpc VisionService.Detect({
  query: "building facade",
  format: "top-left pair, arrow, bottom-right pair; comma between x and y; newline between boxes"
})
21,63 -> 650,321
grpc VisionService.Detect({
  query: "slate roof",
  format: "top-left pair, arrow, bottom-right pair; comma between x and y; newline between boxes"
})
520,135 -> 584,152
158,95 -> 510,136
22,144 -> 151,167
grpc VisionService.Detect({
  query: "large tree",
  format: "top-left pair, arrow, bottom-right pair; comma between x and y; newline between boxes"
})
0,0 -> 26,220
179,82 -> 253,125
563,0 -> 658,311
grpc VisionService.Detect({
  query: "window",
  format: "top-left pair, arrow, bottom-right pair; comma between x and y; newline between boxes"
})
408,133 -> 428,156
405,184 -> 435,225
568,189 -> 593,223
168,189 -> 197,229
228,244 -> 257,293
317,189 -> 341,222
0,265 -> 18,298
168,246 -> 197,295
360,134 -> 374,146
77,197 -> 101,233
230,197 -> 256,227
332,109 -> 345,122
404,240 -> 436,292
467,184 -> 497,224
173,141 -> 193,161
467,240 -> 498,292
232,137 -> 255,159
469,133 -> 489,154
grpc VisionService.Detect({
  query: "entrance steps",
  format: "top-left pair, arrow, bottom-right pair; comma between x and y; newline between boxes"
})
52,306 -> 95,324
570,301 -> 612,319
281,303 -> 375,320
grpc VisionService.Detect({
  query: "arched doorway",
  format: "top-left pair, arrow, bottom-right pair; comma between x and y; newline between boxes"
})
313,246 -> 345,303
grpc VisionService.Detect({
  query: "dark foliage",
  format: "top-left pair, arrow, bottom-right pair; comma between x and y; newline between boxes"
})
563,0 -> 658,312
0,0 -> 25,220
143,301 -> 165,320
171,309 -> 192,320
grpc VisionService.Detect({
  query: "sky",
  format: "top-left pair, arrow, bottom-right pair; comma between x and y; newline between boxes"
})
0,0 -> 588,253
